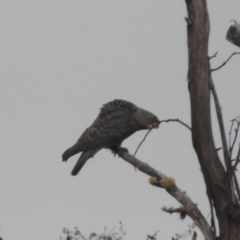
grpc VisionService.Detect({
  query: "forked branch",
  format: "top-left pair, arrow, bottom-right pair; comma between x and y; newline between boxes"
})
113,148 -> 214,240
211,52 -> 240,72
226,144 -> 240,201
209,52 -> 218,60
210,77 -> 240,204
227,117 -> 240,202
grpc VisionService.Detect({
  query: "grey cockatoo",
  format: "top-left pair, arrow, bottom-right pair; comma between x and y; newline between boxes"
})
62,99 -> 160,175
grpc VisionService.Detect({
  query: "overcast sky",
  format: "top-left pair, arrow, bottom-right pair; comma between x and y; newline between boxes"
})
1,1 -> 240,240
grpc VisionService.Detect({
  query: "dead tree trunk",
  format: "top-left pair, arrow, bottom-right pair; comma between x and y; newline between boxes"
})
185,0 -> 240,239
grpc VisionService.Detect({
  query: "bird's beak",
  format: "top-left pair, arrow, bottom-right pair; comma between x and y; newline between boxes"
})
147,121 -> 160,129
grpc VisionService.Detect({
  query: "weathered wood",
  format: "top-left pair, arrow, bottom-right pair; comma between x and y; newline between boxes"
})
185,0 -> 240,239
226,23 -> 240,47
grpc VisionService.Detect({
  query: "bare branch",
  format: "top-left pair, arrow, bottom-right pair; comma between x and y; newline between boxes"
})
229,118 -> 240,159
210,77 -> 239,207
209,76 -> 230,169
209,52 -> 218,60
134,129 -> 152,156
227,144 -> 240,201
233,145 -> 240,171
233,171 -> 240,203
211,52 -> 240,72
229,121 -> 235,155
113,148 -> 214,240
231,116 -> 240,121
159,119 -> 191,131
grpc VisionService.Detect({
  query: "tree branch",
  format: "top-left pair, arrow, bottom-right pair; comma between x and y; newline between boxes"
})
233,172 -> 240,203
229,120 -> 235,158
228,120 -> 240,202
226,144 -> 240,202
185,0 -> 240,238
211,52 -> 240,72
209,76 -> 230,169
229,117 -> 240,160
209,52 -> 218,60
113,148 -> 214,240
232,145 -> 240,172
159,119 -> 191,131
209,73 -> 238,208
134,129 -> 152,156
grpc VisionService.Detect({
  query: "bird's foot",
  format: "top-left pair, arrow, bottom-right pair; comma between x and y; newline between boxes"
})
117,147 -> 129,153
110,146 -> 128,156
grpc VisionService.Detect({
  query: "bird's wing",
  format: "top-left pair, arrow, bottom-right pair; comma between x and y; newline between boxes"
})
74,108 -> 131,150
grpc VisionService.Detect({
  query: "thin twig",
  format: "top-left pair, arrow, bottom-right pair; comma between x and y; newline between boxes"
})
229,118 -> 240,160
211,52 -> 240,72
230,19 -> 238,24
159,119 -> 191,131
226,144 -> 240,202
133,129 -> 152,157
209,52 -> 218,60
231,115 -> 240,121
232,145 -> 240,171
229,120 -> 235,155
171,223 -> 196,240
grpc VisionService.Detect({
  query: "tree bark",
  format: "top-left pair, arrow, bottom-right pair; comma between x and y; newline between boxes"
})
185,0 -> 240,239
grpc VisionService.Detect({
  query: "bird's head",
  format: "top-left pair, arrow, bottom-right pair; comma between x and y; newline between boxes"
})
135,108 -> 160,130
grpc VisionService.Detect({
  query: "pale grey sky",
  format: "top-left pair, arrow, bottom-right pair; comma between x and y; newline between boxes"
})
1,1 -> 240,240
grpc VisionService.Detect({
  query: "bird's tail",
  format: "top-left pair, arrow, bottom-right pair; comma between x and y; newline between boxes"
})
71,148 -> 102,176
62,146 -> 82,162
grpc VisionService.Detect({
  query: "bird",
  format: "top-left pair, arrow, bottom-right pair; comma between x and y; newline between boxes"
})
62,99 -> 160,176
